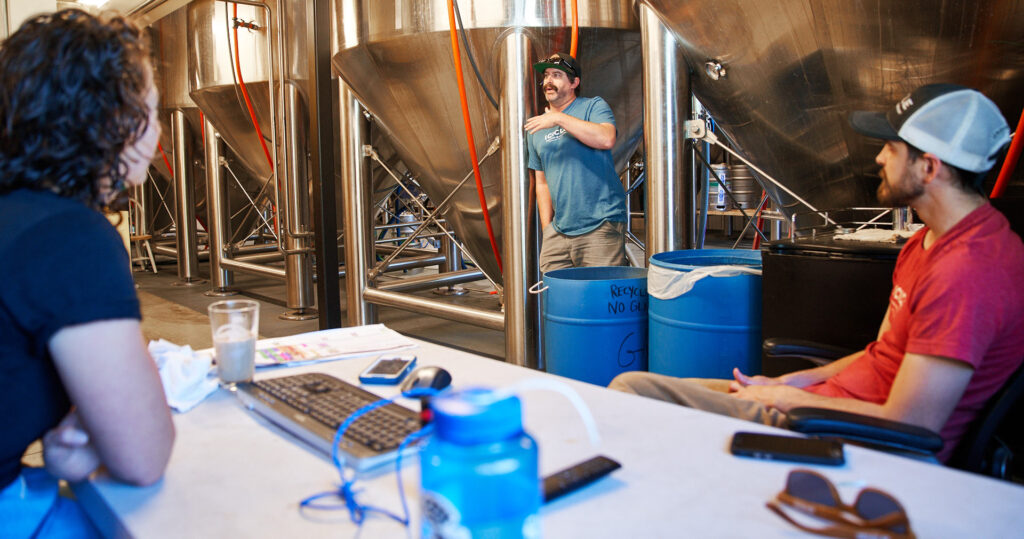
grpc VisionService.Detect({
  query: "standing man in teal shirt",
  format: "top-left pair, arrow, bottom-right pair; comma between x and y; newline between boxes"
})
526,53 -> 628,273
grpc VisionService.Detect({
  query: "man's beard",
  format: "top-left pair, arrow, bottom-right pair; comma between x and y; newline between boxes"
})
876,168 -> 924,207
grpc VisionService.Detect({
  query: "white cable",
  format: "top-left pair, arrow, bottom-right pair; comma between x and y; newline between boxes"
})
489,379 -> 601,448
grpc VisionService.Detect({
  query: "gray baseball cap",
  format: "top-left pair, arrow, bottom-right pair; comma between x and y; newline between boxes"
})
850,83 -> 1011,173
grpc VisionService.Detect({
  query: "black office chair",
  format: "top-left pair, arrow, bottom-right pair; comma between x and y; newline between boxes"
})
763,338 -> 1024,482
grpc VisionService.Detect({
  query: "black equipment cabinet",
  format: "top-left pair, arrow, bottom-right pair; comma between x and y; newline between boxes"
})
761,237 -> 903,377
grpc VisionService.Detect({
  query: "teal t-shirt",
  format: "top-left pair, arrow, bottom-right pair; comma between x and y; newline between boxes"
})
527,96 -> 627,236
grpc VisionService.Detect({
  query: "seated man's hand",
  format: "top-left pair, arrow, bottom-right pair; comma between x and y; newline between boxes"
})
43,411 -> 100,482
729,368 -> 785,392
729,383 -> 807,413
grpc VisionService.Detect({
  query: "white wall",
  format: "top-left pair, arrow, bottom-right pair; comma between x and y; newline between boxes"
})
5,0 -> 57,36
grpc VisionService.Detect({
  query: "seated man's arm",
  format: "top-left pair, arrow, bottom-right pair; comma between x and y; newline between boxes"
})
48,319 -> 176,486
732,350 -> 865,390
732,352 -> 973,431
734,305 -> 895,390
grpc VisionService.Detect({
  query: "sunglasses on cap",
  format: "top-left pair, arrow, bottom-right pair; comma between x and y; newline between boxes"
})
766,469 -> 915,539
545,56 -> 577,76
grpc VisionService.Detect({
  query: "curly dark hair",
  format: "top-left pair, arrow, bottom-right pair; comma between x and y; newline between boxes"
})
0,9 -> 152,208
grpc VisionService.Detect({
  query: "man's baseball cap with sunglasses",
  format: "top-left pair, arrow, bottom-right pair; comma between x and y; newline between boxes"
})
850,83 -> 1011,173
533,52 -> 581,79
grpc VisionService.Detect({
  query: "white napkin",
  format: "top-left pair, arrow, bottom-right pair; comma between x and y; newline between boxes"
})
149,339 -> 219,413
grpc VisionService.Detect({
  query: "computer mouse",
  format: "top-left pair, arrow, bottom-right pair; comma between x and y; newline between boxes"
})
401,366 -> 452,394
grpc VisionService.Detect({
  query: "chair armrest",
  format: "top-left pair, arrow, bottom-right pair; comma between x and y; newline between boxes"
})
786,407 -> 944,455
763,338 -> 855,361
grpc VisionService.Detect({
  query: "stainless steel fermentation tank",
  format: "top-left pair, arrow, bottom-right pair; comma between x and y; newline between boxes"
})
332,0 -> 644,367
639,0 -> 1024,225
333,0 -> 644,285
187,0 -> 317,317
148,7 -> 205,284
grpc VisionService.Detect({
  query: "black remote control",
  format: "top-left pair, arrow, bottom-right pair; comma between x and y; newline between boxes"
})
542,455 -> 622,503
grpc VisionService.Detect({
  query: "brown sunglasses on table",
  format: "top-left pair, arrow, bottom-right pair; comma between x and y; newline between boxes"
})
766,469 -> 915,539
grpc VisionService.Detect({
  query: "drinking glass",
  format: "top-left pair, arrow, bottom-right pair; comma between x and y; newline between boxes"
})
208,299 -> 260,390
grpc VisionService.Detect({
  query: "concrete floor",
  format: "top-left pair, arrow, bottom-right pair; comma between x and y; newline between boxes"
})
134,258 -> 508,360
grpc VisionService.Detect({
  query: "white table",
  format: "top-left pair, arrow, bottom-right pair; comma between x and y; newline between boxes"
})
75,337 -> 1024,537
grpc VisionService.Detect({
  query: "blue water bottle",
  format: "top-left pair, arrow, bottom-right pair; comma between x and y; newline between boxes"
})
420,388 -> 541,538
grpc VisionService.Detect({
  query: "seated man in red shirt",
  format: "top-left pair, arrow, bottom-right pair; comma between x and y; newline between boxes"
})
610,84 -> 1024,462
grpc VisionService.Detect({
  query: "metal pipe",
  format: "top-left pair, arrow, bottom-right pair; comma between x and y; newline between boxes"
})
377,244 -> 439,257
219,257 -> 287,279
203,118 -> 234,292
379,255 -> 446,273
363,288 -> 504,332
376,269 -> 485,293
441,235 -> 462,274
170,109 -> 203,283
499,30 -> 539,369
233,251 -> 285,263
233,242 -> 280,254
640,4 -> 690,258
340,81 -> 375,326
281,81 -> 316,317
692,97 -> 710,249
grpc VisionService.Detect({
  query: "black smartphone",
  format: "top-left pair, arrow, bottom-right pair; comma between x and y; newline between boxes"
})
358,355 -> 417,385
729,431 -> 845,466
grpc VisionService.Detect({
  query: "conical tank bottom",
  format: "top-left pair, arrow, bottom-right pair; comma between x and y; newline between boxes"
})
641,0 -> 1024,224
334,26 -> 643,285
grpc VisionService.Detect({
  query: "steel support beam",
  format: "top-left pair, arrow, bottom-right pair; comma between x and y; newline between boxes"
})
306,0 -> 341,328
499,30 -> 540,369
640,4 -> 691,257
339,82 -> 375,326
363,289 -> 504,332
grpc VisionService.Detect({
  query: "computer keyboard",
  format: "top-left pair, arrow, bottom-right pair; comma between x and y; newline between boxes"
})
236,372 -> 421,471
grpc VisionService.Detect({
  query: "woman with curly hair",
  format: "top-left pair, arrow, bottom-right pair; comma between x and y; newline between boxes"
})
0,9 -> 175,535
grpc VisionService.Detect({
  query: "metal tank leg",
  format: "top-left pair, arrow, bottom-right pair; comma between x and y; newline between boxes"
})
279,83 -> 317,320
640,4 -> 691,257
203,116 -> 237,297
500,30 -> 540,370
340,81 -> 376,326
170,109 -> 206,286
433,235 -> 468,296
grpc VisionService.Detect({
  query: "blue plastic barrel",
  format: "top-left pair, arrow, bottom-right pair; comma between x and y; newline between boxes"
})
541,266 -> 648,386
648,249 -> 762,378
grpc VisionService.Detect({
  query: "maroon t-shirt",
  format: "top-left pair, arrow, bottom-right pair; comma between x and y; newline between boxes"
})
806,203 -> 1024,461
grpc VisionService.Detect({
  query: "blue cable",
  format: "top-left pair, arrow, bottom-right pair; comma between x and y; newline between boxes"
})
299,387 -> 443,528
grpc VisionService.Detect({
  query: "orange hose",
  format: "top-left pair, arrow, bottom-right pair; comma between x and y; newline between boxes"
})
569,0 -> 579,58
199,110 -> 206,145
232,3 -> 277,232
233,4 -> 273,171
157,141 -> 173,178
991,108 -> 1023,199
447,0 -> 503,273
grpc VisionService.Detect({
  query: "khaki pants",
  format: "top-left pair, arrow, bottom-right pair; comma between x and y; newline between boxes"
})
608,371 -> 789,428
540,220 -> 627,273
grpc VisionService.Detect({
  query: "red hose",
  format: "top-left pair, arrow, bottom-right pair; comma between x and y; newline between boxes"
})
157,142 -> 173,178
990,109 -> 1023,199
233,4 -> 273,171
232,3 -> 277,232
447,0 -> 503,273
569,0 -> 579,58
751,190 -> 768,250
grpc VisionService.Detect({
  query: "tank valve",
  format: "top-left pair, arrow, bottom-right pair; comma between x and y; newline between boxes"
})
704,60 -> 727,81
232,18 -> 261,32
